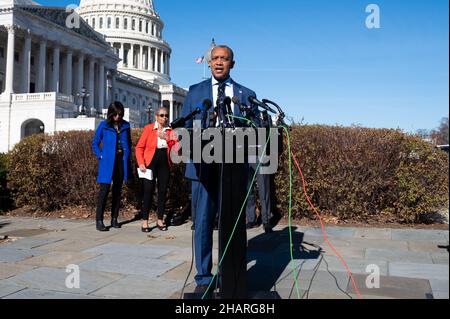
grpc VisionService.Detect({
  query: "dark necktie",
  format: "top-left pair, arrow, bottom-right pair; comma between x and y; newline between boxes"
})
217,82 -> 226,125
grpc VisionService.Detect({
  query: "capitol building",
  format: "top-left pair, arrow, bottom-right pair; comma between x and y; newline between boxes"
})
0,0 -> 187,153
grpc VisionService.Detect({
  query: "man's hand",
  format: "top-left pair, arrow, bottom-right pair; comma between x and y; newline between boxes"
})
139,165 -> 147,173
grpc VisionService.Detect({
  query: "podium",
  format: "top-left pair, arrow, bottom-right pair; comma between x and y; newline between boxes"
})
217,156 -> 248,299
184,125 -> 252,299
182,116 -> 282,299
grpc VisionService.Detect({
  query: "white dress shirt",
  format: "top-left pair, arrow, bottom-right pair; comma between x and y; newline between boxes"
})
153,121 -> 169,149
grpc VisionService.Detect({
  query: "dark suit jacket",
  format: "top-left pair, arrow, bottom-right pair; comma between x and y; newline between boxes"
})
181,78 -> 257,181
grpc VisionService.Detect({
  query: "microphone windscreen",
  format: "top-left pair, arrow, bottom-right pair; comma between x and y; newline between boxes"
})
203,99 -> 213,110
224,96 -> 232,105
232,96 -> 240,105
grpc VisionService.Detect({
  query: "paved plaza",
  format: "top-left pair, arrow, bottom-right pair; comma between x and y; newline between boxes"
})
0,216 -> 448,299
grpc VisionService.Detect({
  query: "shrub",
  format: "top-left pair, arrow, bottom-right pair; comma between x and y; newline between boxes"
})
6,125 -> 449,224
7,129 -> 191,215
0,153 -> 12,212
274,125 -> 449,223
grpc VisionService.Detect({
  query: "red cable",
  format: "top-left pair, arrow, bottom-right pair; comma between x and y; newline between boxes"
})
288,141 -> 363,299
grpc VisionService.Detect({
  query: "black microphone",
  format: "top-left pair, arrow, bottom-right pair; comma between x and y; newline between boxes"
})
232,96 -> 251,112
262,98 -> 287,127
209,106 -> 219,127
223,96 -> 232,115
219,96 -> 234,127
170,99 -> 212,129
248,96 -> 277,114
232,96 -> 254,117
262,99 -> 284,116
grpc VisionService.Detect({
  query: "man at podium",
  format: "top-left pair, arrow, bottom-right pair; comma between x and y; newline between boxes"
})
181,45 -> 258,297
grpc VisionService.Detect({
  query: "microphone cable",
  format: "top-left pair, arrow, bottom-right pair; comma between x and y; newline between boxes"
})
180,123 -> 205,299
202,118 -> 275,299
181,112 -> 364,299
286,130 -> 363,299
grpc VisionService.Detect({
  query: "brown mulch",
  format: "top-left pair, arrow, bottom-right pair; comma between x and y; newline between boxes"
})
2,206 -> 448,230
2,206 -> 138,221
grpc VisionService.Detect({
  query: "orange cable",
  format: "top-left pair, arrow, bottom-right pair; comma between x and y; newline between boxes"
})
287,139 -> 363,299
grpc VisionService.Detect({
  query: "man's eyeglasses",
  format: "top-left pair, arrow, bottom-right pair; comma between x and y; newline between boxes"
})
158,114 -> 169,118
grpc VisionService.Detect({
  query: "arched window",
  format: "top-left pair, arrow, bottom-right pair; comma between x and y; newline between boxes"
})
21,119 -> 45,140
139,20 -> 142,32
99,17 -> 103,28
132,19 -> 136,31
92,18 -> 96,28
116,17 -> 120,29
146,22 -> 149,34
107,17 -> 112,28
124,18 -> 128,30
85,18 -> 89,25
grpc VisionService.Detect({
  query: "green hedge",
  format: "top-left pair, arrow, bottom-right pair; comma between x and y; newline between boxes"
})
6,130 -> 190,214
275,125 -> 449,223
5,125 -> 449,223
0,153 -> 12,212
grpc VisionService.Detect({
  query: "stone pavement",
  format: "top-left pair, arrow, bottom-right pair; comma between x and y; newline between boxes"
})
0,216 -> 448,299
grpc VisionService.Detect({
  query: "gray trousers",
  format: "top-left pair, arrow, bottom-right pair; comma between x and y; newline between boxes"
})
246,163 -> 271,225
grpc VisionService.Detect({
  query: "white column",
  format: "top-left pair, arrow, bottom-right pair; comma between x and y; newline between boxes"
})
51,45 -> 60,93
88,58 -> 95,109
156,49 -> 160,73
139,44 -> 144,69
4,25 -> 16,94
167,54 -> 170,77
165,54 -> 168,75
130,44 -> 134,68
98,62 -> 105,111
37,39 -> 47,92
169,100 -> 174,123
160,51 -> 164,74
155,49 -> 158,72
106,70 -> 111,105
119,43 -> 124,67
149,47 -> 154,71
76,53 -> 84,104
21,30 -> 32,93
64,50 -> 73,95
111,70 -> 117,103
164,53 -> 167,75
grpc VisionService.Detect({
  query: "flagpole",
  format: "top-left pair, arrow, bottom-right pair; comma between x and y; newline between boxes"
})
203,60 -> 206,80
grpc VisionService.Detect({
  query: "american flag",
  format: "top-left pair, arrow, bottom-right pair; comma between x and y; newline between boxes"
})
195,56 -> 204,64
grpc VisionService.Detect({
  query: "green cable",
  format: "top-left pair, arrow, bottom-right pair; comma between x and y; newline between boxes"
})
202,116 -> 267,299
282,126 -> 301,299
228,115 -> 258,128
200,118 -> 300,300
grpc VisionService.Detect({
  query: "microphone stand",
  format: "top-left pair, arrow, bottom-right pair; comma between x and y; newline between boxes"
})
216,98 -> 247,299
262,99 -> 288,128
216,99 -> 226,297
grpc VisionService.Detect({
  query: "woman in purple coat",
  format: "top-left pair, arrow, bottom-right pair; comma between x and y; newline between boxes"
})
92,102 -> 132,231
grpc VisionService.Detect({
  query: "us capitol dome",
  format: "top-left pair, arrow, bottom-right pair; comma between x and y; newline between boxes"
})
77,0 -> 171,84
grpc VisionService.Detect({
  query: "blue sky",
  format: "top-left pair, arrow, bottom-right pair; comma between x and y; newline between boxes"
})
40,0 -> 448,132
